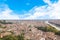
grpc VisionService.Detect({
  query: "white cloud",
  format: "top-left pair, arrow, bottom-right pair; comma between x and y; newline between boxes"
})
43,0 -> 52,5
0,4 -> 20,20
0,0 -> 60,20
23,0 -> 60,19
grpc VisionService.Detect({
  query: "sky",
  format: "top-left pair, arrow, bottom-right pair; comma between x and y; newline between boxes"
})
0,0 -> 60,20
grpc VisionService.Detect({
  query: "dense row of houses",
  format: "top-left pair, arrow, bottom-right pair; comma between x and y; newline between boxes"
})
0,21 -> 58,40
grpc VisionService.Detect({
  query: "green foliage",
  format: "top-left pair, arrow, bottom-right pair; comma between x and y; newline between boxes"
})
0,26 -> 6,28
0,20 -> 13,24
17,32 -> 24,40
36,25 -> 60,35
55,31 -> 60,35
9,31 -> 14,34
2,35 -> 18,40
27,39 -> 31,40
0,33 -> 24,40
29,29 -> 31,31
36,27 -> 47,32
0,38 -> 2,40
28,25 -> 32,28
17,33 -> 24,40
46,25 -> 58,32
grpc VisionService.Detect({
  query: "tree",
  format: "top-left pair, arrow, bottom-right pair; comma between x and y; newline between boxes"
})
55,31 -> 60,35
36,25 -> 60,35
17,33 -> 24,40
2,35 -> 17,40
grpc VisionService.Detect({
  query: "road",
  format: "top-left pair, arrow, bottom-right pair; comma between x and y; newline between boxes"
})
45,21 -> 60,30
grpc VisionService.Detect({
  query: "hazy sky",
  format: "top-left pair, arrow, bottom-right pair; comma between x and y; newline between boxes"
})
0,0 -> 59,20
